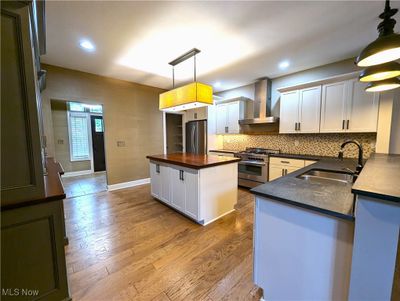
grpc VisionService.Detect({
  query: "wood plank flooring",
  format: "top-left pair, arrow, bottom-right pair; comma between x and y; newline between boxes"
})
64,184 -> 262,301
62,171 -> 107,198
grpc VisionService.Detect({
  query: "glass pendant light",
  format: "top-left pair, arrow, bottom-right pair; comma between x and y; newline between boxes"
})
365,77 -> 400,92
359,62 -> 400,82
355,0 -> 400,67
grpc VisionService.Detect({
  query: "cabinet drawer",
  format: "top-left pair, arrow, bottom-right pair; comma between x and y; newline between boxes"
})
270,157 -> 305,168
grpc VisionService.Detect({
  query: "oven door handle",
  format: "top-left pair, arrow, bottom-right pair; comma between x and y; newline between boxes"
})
238,160 -> 266,167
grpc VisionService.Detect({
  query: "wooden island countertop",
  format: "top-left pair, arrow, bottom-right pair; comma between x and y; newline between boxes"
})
146,153 -> 241,169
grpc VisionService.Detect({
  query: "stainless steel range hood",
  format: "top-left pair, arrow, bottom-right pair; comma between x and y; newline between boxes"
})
239,78 -> 279,125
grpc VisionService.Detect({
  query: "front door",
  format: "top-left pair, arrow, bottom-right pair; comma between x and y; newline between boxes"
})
90,115 -> 106,172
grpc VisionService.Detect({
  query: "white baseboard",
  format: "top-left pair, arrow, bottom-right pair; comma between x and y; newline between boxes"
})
62,170 -> 93,177
107,178 -> 150,191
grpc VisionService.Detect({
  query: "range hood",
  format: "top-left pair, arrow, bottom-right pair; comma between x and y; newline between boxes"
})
239,78 -> 279,125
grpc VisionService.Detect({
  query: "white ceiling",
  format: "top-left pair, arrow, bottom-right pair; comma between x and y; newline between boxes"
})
41,1 -> 399,92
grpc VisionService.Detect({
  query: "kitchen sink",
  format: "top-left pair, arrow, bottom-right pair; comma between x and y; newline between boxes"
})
297,169 -> 354,184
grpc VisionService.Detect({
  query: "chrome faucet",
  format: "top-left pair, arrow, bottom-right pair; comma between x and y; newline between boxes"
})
338,140 -> 364,175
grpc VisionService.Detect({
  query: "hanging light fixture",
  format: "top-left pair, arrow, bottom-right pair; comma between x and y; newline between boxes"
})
359,61 -> 400,82
355,0 -> 400,67
159,48 -> 213,112
365,77 -> 400,92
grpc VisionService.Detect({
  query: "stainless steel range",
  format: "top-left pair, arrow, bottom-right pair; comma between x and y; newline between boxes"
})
235,147 -> 280,188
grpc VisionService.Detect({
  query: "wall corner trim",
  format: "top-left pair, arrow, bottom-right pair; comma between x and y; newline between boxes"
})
107,178 -> 150,191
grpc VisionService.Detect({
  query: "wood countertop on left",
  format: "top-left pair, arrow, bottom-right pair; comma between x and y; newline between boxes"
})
146,153 -> 241,169
1,157 -> 66,210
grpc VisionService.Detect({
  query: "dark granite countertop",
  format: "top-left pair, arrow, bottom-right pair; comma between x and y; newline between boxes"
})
209,149 -> 238,154
352,153 -> 400,203
269,153 -> 335,161
251,158 -> 359,220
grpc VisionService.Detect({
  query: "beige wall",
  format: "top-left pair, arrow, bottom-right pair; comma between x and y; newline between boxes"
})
41,64 -> 164,185
50,100 -> 91,172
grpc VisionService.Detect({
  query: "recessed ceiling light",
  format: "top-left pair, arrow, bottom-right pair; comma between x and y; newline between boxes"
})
79,39 -> 95,51
279,60 -> 290,69
214,82 -> 221,88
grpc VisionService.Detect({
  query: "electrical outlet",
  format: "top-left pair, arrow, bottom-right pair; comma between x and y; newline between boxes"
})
294,140 -> 299,147
57,139 -> 64,145
117,141 -> 125,147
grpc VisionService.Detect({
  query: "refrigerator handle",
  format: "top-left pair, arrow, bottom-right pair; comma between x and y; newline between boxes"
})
191,126 -> 195,153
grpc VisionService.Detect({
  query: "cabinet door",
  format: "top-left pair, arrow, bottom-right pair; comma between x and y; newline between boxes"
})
1,3 -> 45,205
184,170 -> 199,220
320,81 -> 347,132
160,165 -> 171,204
299,86 -> 321,133
150,163 -> 161,199
227,102 -> 240,134
269,165 -> 284,181
346,80 -> 379,133
216,104 -> 228,134
279,91 -> 299,133
170,168 -> 185,211
284,166 -> 301,175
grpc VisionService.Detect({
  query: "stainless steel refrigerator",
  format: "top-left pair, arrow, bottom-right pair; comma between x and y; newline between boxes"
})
185,120 -> 207,154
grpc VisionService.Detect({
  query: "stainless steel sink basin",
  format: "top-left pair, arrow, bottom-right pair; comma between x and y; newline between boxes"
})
297,169 -> 353,184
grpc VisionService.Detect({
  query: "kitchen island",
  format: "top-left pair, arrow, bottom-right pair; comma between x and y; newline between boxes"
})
146,153 -> 241,225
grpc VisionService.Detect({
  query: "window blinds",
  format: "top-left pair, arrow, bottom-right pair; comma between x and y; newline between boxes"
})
69,113 -> 90,161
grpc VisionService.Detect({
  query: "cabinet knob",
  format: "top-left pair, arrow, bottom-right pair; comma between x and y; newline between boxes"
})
342,120 -> 345,130
346,120 -> 350,130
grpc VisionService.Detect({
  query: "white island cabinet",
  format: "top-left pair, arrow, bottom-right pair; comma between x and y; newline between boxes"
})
148,154 -> 239,225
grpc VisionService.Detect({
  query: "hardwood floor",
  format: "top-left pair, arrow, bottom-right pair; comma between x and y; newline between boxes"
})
62,171 -> 107,198
64,184 -> 262,301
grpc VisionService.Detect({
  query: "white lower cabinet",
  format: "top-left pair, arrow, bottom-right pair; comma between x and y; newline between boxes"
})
269,157 -> 317,181
150,162 -> 161,199
149,161 -> 238,225
150,162 -> 200,222
170,168 -> 185,211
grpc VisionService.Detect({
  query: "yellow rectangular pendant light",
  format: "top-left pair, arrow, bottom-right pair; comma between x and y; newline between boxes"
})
159,82 -> 213,112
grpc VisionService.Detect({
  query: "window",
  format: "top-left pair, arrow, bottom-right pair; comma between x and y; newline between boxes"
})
68,102 -> 85,112
68,112 -> 90,161
94,118 -> 103,132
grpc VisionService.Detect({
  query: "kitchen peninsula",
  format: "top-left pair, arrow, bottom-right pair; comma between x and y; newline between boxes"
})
146,153 -> 241,225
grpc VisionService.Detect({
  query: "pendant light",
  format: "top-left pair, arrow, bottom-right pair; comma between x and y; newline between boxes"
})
159,49 -> 213,112
359,61 -> 400,82
365,77 -> 400,92
355,0 -> 400,67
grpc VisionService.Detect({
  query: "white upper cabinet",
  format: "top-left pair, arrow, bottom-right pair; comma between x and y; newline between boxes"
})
320,81 -> 348,133
216,103 -> 228,134
320,80 -> 379,133
279,73 -> 379,134
216,101 -> 245,134
299,86 -> 321,133
346,80 -> 379,133
280,90 -> 299,133
280,86 -> 321,134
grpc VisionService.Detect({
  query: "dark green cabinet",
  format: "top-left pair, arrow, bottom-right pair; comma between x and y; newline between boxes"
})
1,2 -> 71,300
1,1 -> 45,206
1,201 -> 71,301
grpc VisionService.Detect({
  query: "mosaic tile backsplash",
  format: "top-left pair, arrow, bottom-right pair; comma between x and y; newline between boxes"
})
222,133 -> 377,158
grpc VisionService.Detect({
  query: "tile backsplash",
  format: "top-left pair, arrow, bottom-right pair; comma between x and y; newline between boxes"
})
222,133 -> 377,158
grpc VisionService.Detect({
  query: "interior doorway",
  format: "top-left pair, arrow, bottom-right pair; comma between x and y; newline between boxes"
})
166,113 -> 183,153
50,100 -> 107,198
